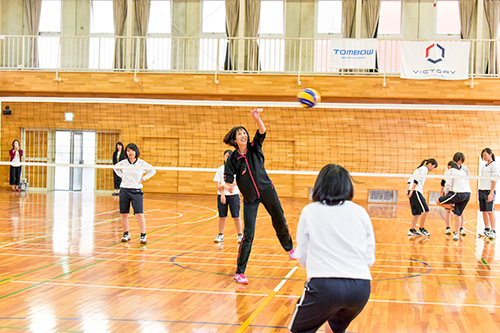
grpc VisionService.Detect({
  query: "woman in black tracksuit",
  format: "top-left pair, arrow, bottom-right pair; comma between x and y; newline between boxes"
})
223,108 -> 296,284
112,142 -> 126,196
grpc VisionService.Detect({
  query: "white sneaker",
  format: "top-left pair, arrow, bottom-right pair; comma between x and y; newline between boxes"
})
237,234 -> 243,244
479,229 -> 490,237
419,227 -> 431,237
489,230 -> 496,240
121,232 -> 131,242
140,234 -> 147,244
459,228 -> 466,236
453,232 -> 459,241
214,234 -> 224,243
445,227 -> 452,235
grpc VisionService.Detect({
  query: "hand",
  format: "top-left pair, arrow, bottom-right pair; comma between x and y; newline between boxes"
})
488,192 -> 494,202
250,108 -> 263,119
227,183 -> 235,193
221,195 -> 226,204
139,178 -> 144,184
407,191 -> 413,199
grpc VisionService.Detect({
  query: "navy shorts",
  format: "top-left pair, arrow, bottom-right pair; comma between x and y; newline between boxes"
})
479,190 -> 495,212
408,191 -> 429,216
289,278 -> 371,333
217,194 -> 240,218
119,188 -> 144,214
438,192 -> 470,216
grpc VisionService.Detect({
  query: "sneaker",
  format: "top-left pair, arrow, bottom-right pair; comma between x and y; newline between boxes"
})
419,227 -> 431,237
237,234 -> 243,244
489,230 -> 496,240
121,232 -> 131,242
140,233 -> 147,244
288,248 -> 297,260
479,229 -> 490,237
214,234 -> 224,243
453,232 -> 459,241
234,273 -> 249,284
408,228 -> 420,236
459,228 -> 466,236
445,227 -> 452,235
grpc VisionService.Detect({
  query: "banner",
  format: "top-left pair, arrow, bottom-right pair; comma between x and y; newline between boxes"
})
330,39 -> 377,70
401,41 -> 470,80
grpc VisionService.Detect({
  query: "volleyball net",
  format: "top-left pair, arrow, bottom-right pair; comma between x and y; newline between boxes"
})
1,97 -> 500,200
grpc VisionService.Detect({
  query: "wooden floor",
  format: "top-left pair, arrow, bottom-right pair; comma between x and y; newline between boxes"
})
0,191 -> 499,332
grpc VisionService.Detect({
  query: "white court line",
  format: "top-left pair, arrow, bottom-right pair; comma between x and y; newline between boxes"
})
274,266 -> 299,292
9,280 -> 500,309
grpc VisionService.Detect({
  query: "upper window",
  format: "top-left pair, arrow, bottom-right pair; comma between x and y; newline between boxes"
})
39,0 -> 62,33
260,0 -> 284,35
149,0 -> 172,34
378,0 -> 402,35
91,0 -> 114,34
202,0 -> 226,34
316,0 -> 342,35
436,0 -> 460,36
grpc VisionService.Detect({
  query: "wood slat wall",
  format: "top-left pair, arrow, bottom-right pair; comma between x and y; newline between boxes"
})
1,72 -> 499,202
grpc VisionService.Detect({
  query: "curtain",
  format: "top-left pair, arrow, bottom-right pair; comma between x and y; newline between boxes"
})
342,0 -> 356,38
113,0 -> 128,70
459,0 -> 477,39
24,0 -> 42,68
245,0 -> 261,71
135,0 -> 150,69
362,0 -> 380,38
484,0 -> 500,74
224,0 -> 239,70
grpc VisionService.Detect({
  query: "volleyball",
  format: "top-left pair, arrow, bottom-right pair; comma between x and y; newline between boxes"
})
297,88 -> 321,108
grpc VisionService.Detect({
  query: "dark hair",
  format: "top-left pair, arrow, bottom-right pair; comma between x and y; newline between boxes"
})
448,161 -> 459,170
453,152 -> 465,163
11,140 -> 19,149
115,142 -> 124,153
223,126 -> 250,148
312,164 -> 354,206
223,149 -> 233,156
418,158 -> 438,168
125,143 -> 140,158
481,148 -> 495,161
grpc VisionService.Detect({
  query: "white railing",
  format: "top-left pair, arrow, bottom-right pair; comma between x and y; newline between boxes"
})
0,35 -> 498,80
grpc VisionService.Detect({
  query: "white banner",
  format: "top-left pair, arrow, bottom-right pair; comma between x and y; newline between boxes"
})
330,39 -> 377,69
401,41 -> 470,80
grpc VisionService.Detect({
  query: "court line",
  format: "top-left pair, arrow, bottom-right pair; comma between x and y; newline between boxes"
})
233,266 -> 298,333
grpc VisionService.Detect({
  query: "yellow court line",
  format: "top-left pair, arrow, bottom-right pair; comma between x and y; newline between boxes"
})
236,266 -> 298,333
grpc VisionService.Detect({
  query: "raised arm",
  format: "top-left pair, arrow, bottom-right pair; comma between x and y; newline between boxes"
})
251,108 -> 266,134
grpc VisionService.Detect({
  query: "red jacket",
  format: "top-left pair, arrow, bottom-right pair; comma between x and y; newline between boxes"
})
9,149 -> 23,162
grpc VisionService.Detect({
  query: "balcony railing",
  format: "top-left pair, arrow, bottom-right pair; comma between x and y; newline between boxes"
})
0,35 -> 498,82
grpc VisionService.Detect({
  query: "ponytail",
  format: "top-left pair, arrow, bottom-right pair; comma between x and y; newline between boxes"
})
481,148 -> 495,161
419,158 -> 438,168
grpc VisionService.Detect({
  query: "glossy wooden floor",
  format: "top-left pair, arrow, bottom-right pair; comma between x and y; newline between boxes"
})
0,191 -> 499,332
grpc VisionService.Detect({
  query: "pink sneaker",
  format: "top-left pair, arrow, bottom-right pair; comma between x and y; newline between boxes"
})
288,248 -> 297,260
234,274 -> 249,284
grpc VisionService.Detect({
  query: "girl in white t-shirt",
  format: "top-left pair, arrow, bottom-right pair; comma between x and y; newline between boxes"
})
478,148 -> 498,240
213,150 -> 243,244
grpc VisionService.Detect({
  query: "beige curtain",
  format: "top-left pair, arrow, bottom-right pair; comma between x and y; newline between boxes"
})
362,0 -> 380,38
245,0 -> 260,71
484,0 -> 500,74
224,0 -> 239,70
459,0 -> 477,39
342,0 -> 356,38
24,0 -> 42,68
135,0 -> 150,69
113,0 -> 128,70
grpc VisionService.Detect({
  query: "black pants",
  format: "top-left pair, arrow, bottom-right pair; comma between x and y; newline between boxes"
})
113,173 -> 122,190
10,166 -> 21,186
236,188 -> 293,274
289,278 -> 371,333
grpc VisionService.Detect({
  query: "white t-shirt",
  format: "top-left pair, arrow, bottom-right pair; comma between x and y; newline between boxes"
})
407,165 -> 429,194
445,168 -> 471,193
479,161 -> 499,190
213,165 -> 239,196
11,151 -> 21,167
113,158 -> 156,189
295,201 -> 375,281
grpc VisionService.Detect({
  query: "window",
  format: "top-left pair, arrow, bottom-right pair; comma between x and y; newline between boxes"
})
378,0 -> 402,35
436,0 -> 460,36
90,0 -> 114,70
200,0 -> 226,70
147,0 -> 172,70
38,0 -> 62,69
259,0 -> 284,72
316,0 -> 342,35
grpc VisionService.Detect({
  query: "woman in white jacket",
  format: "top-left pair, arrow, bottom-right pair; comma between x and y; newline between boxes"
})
289,164 -> 375,333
